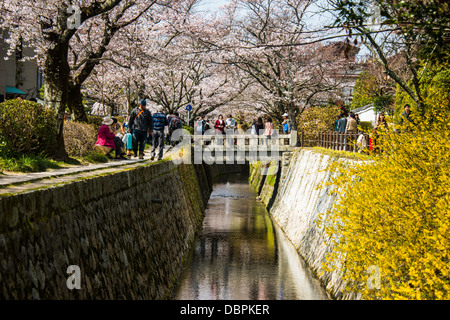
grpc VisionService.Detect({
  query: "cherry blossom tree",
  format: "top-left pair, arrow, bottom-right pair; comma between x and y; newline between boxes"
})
66,0 -> 164,122
196,0 -> 357,132
0,0 -> 196,159
141,47 -> 250,124
1,0 -> 131,159
80,5 -> 251,125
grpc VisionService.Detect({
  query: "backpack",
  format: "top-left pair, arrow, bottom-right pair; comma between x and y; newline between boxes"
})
170,117 -> 182,131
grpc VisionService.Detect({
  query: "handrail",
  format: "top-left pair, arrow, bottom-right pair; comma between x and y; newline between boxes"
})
178,130 -> 370,154
311,131 -> 370,153
188,130 -> 298,147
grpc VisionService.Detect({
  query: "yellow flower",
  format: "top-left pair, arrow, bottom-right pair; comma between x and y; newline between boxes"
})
320,95 -> 450,300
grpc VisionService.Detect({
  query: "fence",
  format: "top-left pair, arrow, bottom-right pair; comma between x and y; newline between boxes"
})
189,130 -> 298,148
298,131 -> 371,153
183,130 -> 370,153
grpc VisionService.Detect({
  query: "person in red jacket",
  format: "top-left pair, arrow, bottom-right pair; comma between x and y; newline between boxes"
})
95,116 -> 126,159
214,114 -> 225,134
214,114 -> 225,145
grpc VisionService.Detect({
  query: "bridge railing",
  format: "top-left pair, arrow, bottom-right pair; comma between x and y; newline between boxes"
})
179,130 -> 369,153
189,130 -> 298,148
297,131 -> 370,153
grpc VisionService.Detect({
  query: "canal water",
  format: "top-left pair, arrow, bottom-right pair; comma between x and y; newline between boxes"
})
172,173 -> 328,300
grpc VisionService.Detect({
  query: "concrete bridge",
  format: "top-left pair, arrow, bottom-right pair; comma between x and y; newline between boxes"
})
173,131 -> 298,164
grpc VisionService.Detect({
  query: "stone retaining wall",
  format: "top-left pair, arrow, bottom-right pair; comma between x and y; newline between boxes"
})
0,161 -> 211,299
250,149 -> 359,299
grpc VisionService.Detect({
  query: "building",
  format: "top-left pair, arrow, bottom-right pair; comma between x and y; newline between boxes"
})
0,30 -> 44,102
351,103 -> 377,126
319,41 -> 366,104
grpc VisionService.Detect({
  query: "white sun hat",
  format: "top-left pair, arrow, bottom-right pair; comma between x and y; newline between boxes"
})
102,116 -> 114,125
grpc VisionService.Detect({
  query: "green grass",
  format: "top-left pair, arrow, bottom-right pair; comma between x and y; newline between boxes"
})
309,147 -> 374,161
0,153 -> 64,173
82,151 -> 109,163
0,150 -> 110,173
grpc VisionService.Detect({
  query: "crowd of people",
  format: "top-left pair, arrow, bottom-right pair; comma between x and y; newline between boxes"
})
95,104 -> 297,161
95,101 -> 415,160
332,104 -> 415,153
95,99 -> 183,161
194,112 -> 292,136
334,112 -> 360,134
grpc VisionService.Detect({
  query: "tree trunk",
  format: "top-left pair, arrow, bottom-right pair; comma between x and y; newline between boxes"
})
44,44 -> 70,161
287,102 -> 300,146
68,83 -> 88,122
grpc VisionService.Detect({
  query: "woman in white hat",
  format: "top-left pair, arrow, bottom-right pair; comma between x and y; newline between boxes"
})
95,116 -> 127,159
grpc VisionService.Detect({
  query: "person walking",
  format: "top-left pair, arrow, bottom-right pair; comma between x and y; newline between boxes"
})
168,112 -> 183,146
195,115 -> 207,135
375,113 -> 388,132
166,110 -> 175,144
204,118 -> 211,132
151,105 -> 169,161
251,119 -> 257,135
264,118 -> 274,135
128,99 -> 153,159
255,117 -> 264,135
372,113 -> 389,154
122,129 -> 133,159
334,115 -> 341,132
345,112 -> 358,134
336,113 -> 348,133
344,112 -> 358,151
282,113 -> 292,134
261,117 -> 274,147
111,117 -> 127,159
212,115 -> 224,145
264,117 -> 274,137
225,114 -> 236,134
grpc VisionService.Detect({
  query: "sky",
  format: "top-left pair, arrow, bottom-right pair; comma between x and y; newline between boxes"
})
198,0 -> 334,27
197,0 -> 230,14
195,0 -> 365,56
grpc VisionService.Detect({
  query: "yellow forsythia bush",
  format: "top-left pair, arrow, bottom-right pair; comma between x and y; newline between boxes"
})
321,94 -> 450,299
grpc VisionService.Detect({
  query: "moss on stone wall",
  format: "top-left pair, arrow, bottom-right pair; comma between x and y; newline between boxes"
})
249,161 -> 280,210
0,161 -> 211,300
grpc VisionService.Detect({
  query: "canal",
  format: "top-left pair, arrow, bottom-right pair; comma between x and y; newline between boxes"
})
172,173 -> 328,300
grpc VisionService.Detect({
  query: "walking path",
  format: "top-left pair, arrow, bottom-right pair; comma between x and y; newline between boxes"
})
0,145 -> 175,196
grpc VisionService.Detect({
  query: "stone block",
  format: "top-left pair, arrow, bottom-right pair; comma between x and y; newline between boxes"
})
0,160 -> 211,299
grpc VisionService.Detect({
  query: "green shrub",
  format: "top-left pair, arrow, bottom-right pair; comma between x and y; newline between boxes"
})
87,115 -> 103,131
320,95 -> 450,299
115,116 -> 125,124
182,124 -> 194,135
373,94 -> 395,114
358,121 -> 373,131
0,99 -> 57,156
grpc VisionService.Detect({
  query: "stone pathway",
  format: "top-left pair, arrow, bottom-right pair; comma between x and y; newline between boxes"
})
0,146 -> 176,196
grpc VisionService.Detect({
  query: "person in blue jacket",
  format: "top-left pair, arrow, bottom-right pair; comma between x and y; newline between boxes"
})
151,105 -> 169,161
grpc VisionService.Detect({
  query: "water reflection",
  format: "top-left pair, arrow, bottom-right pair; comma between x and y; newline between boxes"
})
173,174 -> 328,300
